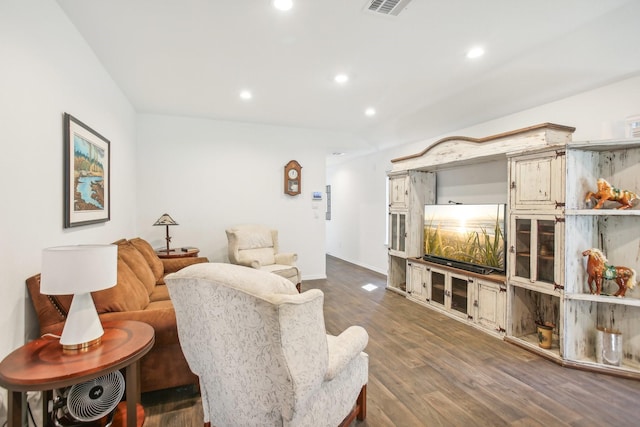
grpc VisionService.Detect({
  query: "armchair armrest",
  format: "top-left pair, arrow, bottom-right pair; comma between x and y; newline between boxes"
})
325,326 -> 368,381
235,258 -> 261,269
275,252 -> 297,266
162,256 -> 208,274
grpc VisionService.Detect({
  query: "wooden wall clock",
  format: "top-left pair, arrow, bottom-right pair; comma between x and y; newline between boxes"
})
284,160 -> 302,196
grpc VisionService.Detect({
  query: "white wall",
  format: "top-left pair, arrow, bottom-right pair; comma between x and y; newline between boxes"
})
327,74 -> 640,273
326,152 -> 390,274
436,159 -> 508,205
135,114 -> 333,279
0,0 -> 137,415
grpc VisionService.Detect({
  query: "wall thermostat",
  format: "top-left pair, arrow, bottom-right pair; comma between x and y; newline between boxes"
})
312,191 -> 323,200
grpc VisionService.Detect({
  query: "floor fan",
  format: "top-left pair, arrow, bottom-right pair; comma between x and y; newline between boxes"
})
51,370 -> 125,427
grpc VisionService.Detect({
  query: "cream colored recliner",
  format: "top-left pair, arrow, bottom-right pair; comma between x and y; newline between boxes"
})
226,224 -> 302,291
165,263 -> 368,427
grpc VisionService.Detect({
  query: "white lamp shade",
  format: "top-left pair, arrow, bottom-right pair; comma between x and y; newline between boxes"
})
41,245 -> 117,295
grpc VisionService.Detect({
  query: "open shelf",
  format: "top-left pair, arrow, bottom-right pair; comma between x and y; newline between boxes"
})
567,355 -> 640,373
509,280 -> 560,296
564,299 -> 640,370
387,255 -> 407,294
504,334 -> 562,361
565,293 -> 640,307
566,209 -> 640,216
567,138 -> 640,151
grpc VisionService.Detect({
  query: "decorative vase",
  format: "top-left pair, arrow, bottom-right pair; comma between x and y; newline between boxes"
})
595,327 -> 623,366
536,324 -> 553,349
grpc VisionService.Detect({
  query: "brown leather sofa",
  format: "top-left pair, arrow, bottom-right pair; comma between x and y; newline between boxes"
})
26,237 -> 208,393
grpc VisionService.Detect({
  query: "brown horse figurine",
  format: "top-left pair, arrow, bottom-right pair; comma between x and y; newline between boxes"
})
585,178 -> 638,210
582,248 -> 636,297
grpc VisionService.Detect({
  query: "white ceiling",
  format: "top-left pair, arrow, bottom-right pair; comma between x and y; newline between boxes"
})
57,0 -> 640,157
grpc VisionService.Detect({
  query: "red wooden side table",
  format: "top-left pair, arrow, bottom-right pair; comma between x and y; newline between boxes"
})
0,320 -> 154,427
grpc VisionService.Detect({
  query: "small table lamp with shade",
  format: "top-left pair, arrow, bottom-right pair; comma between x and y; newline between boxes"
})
40,244 -> 117,351
153,213 -> 179,254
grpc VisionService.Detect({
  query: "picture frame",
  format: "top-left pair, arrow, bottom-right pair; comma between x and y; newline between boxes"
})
64,113 -> 110,228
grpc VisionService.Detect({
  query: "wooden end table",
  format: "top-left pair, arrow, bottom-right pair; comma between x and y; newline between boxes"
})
155,246 -> 199,258
0,320 -> 154,427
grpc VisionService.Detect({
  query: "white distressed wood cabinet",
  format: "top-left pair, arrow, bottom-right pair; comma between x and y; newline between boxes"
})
476,278 -> 507,334
407,258 -> 507,335
424,264 -> 473,319
388,123 -> 574,303
506,148 -> 567,361
387,123 -> 640,379
509,149 -> 565,211
507,139 -> 640,377
562,140 -> 640,375
389,173 -> 409,209
387,170 -> 435,293
388,211 -> 407,256
509,215 -> 565,288
406,259 -> 428,301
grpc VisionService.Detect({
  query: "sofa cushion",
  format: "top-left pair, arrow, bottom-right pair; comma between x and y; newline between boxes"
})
94,257 -> 150,312
99,301 -> 177,345
149,284 -> 170,302
117,240 -> 157,295
129,237 -> 164,284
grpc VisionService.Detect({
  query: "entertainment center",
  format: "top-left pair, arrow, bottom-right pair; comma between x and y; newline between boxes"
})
387,123 -> 640,378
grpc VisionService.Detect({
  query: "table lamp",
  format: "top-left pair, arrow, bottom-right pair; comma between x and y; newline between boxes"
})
40,245 -> 117,351
153,213 -> 179,254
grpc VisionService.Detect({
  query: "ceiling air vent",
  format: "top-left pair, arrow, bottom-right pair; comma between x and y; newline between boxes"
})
365,0 -> 412,16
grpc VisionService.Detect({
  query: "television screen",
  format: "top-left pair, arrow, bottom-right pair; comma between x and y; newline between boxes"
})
424,203 -> 506,272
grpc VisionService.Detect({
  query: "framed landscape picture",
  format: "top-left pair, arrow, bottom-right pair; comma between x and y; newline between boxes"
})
64,113 -> 110,228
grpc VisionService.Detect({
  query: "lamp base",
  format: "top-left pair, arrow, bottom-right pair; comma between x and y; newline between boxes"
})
60,292 -> 105,352
62,337 -> 102,352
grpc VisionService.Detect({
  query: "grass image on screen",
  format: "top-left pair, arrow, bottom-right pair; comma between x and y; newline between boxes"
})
424,203 -> 506,271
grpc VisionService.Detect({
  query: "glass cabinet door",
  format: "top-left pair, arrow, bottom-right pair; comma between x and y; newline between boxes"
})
398,214 -> 406,253
431,270 -> 445,306
515,218 -> 532,279
511,216 -> 558,286
389,212 -> 407,254
390,214 -> 398,251
450,275 -> 469,315
536,220 -> 555,283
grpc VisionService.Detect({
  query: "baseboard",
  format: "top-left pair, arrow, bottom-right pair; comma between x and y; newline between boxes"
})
326,254 -> 387,276
302,274 -> 327,280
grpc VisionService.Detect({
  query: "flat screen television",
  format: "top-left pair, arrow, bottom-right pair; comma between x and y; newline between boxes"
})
423,203 -> 506,274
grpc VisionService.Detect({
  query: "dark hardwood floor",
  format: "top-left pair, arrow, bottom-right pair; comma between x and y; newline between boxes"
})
142,255 -> 640,426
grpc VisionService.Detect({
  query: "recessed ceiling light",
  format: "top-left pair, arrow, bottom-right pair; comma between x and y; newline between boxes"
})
365,108 -> 376,117
332,152 -> 345,156
239,90 -> 252,100
273,0 -> 293,11
466,46 -> 485,59
334,74 -> 349,84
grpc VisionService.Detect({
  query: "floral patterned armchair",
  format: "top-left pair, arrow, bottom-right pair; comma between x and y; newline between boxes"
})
225,224 -> 302,291
165,263 -> 368,427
